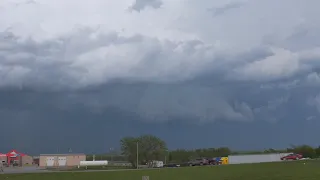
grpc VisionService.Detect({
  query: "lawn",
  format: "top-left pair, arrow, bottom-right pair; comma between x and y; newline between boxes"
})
2,160 -> 320,180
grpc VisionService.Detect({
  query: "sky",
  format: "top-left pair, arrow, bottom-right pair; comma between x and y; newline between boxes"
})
1,0 -> 320,155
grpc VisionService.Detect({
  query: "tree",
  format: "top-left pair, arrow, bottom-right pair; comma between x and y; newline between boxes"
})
120,134 -> 167,168
120,137 -> 139,168
315,146 -> 320,157
289,145 -> 317,158
216,147 -> 231,157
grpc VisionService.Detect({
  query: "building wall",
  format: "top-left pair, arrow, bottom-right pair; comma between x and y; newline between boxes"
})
0,156 -> 6,163
22,156 -> 33,165
33,157 -> 39,165
39,154 -> 86,168
228,153 -> 292,164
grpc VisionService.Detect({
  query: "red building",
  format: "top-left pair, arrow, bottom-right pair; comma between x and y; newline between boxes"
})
6,150 -> 27,166
1,150 -> 33,166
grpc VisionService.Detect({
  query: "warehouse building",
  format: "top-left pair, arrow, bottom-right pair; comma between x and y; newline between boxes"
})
228,152 -> 292,164
39,154 -> 86,168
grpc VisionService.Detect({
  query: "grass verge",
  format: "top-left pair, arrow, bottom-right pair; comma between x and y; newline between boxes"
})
1,160 -> 320,180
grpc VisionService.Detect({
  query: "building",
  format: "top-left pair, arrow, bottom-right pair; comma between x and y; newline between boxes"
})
39,154 -> 86,168
228,152 -> 292,164
33,156 -> 40,166
0,153 -> 6,163
6,150 -> 33,166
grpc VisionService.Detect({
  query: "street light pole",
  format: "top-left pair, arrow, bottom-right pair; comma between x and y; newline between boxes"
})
165,150 -> 169,164
136,141 -> 139,169
110,147 -> 114,162
165,156 -> 166,164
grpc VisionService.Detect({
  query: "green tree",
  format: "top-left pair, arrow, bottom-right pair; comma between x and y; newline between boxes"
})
315,146 -> 320,157
138,135 -> 167,165
168,152 -> 173,162
290,145 -> 316,158
120,137 -> 139,168
120,135 -> 167,168
169,149 -> 192,163
215,147 -> 231,157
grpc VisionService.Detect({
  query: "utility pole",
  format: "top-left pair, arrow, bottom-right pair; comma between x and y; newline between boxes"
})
136,141 -> 139,169
165,150 -> 169,164
109,148 -> 114,162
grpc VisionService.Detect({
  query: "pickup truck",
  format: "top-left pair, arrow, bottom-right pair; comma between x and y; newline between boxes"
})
188,158 -> 209,166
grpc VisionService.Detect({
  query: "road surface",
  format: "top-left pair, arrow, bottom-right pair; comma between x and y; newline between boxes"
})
1,166 -> 162,174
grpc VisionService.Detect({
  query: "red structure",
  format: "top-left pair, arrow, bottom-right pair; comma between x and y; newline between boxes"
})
6,150 -> 26,166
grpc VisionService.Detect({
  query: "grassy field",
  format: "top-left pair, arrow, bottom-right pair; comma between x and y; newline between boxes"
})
1,160 -> 320,180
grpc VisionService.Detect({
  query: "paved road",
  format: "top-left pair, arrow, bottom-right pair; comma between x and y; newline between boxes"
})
1,167 -> 162,174
1,166 -> 49,174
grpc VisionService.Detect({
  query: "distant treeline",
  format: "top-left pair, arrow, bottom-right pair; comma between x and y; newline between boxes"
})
86,144 -> 320,163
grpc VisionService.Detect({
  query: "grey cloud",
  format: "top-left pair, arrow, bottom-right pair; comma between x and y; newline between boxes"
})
0,29 -> 274,90
2,0 -> 320,89
306,116 -> 316,121
14,0 -> 37,6
1,76 -> 320,124
52,84 -> 255,123
306,72 -> 320,85
1,0 -> 320,124
255,94 -> 290,111
253,94 -> 291,123
3,28 -> 320,91
307,93 -> 320,113
208,2 -> 246,17
259,80 -> 300,90
130,0 -> 163,12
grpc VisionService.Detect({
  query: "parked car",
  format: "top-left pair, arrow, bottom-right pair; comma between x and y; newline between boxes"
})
12,162 -> 19,167
188,158 -> 209,166
281,153 -> 303,160
163,163 -> 180,168
2,162 -> 8,167
206,158 -> 218,165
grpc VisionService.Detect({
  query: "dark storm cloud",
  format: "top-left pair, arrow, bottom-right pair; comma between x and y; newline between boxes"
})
1,0 -> 320,125
1,0 -> 320,154
1,28 -> 320,124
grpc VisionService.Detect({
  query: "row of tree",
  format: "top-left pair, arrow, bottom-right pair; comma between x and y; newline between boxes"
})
86,135 -> 320,168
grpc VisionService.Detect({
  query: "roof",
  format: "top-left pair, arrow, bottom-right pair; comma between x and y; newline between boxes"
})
40,153 -> 85,156
7,150 -> 27,157
0,153 -> 6,157
228,152 -> 293,157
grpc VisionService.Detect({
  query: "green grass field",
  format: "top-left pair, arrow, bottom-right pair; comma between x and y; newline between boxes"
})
2,160 -> 320,180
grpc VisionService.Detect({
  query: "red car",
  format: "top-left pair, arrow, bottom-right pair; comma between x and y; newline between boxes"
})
281,153 -> 303,160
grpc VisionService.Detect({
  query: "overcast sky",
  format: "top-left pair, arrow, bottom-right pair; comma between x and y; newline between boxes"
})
1,0 -> 320,154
